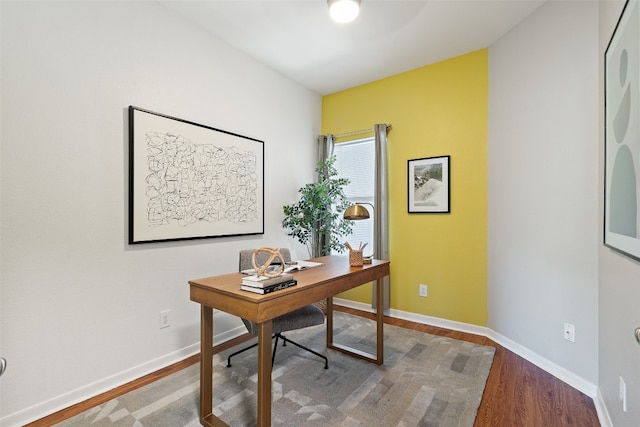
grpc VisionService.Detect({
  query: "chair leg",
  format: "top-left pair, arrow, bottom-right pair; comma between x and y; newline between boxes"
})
278,333 -> 329,369
272,334 -> 280,367
227,333 -> 329,370
227,341 -> 259,367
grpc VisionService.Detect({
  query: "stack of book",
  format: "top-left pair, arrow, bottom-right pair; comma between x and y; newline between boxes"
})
241,273 -> 297,294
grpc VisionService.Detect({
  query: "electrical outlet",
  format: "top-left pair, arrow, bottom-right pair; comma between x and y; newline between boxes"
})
419,284 -> 428,297
159,310 -> 171,329
563,323 -> 575,342
620,376 -> 627,412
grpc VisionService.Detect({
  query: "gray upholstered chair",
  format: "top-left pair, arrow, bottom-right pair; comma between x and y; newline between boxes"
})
226,248 -> 328,369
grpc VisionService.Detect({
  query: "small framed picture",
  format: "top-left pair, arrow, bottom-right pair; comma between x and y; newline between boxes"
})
408,155 -> 450,213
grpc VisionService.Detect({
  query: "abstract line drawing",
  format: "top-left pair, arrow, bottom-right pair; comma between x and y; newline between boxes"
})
129,107 -> 264,244
605,0 -> 640,260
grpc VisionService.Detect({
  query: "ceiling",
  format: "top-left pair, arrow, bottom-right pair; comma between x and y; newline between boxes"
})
161,0 -> 547,95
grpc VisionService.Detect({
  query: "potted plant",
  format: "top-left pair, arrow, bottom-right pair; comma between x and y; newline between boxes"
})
282,155 -> 353,258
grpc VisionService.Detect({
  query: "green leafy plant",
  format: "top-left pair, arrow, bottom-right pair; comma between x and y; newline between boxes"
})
282,155 -> 353,257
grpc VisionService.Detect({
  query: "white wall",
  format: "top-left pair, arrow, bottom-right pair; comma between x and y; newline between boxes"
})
488,0 -> 599,392
599,1 -> 640,426
0,1 -> 320,425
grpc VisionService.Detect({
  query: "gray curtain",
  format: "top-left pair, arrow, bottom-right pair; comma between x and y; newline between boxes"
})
372,124 -> 391,312
313,134 -> 336,257
318,134 -> 335,165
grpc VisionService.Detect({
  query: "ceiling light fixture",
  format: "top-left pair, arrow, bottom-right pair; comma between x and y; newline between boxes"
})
328,0 -> 361,24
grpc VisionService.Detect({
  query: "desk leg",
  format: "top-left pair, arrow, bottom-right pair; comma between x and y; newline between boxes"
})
327,281 -> 384,365
375,278 -> 384,365
256,320 -> 272,427
326,297 -> 334,348
200,306 -> 213,423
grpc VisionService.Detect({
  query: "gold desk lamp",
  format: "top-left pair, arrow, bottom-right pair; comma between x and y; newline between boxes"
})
343,203 -> 374,263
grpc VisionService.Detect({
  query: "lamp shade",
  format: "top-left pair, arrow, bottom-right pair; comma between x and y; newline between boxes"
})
328,0 -> 361,24
343,203 -> 370,220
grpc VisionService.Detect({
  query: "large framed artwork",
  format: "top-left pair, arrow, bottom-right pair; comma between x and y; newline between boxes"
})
128,106 -> 264,244
408,155 -> 450,213
605,0 -> 640,260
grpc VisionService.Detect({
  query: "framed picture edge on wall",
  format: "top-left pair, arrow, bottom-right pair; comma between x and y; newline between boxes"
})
128,106 -> 265,244
603,0 -> 640,261
407,155 -> 450,214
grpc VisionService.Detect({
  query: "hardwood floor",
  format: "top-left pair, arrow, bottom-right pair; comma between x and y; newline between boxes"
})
27,306 -> 600,427
342,307 -> 600,427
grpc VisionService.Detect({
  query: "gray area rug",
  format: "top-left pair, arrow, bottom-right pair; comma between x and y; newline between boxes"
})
57,312 -> 495,426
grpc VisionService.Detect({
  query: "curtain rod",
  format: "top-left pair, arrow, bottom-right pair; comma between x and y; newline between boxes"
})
332,124 -> 392,139
332,127 -> 374,138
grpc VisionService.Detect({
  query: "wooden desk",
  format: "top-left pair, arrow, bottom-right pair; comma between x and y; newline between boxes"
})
189,255 -> 390,427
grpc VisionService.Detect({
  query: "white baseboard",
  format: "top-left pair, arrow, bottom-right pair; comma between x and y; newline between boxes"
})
594,387 -> 614,427
485,329 -> 598,398
6,301 -> 609,427
2,343 -> 200,427
333,298 -> 608,425
2,313 -> 247,427
333,298 -> 486,337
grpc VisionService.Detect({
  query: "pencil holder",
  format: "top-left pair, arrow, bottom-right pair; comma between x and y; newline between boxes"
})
349,249 -> 363,267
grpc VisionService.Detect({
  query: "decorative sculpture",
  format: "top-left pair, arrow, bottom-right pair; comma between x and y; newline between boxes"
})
252,247 -> 285,277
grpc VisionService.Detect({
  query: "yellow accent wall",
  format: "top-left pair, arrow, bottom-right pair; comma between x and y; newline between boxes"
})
322,49 -> 488,326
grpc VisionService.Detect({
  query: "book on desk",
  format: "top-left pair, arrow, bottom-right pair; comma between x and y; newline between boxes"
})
240,260 -> 323,276
240,279 -> 297,294
242,272 -> 294,287
241,272 -> 297,294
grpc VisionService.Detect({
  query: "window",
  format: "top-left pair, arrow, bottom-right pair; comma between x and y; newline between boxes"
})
333,137 -> 375,254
